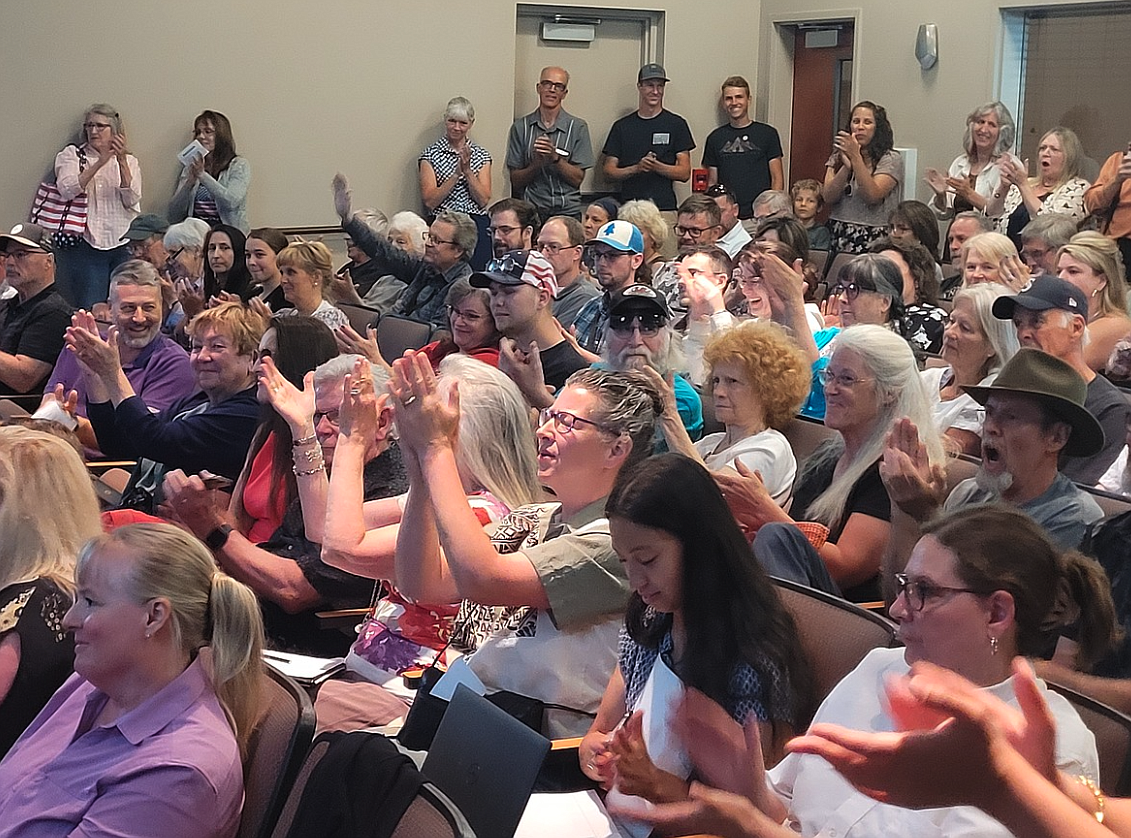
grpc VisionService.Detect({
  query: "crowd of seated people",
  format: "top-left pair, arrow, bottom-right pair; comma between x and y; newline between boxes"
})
3,78 -> 1131,838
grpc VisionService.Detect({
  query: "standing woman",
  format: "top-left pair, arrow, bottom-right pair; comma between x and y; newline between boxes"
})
53,104 -> 141,308
419,97 -> 492,268
275,241 -> 349,330
245,227 -> 292,312
169,110 -> 251,234
822,101 -> 903,254
989,126 -> 1091,248
202,224 -> 254,302
925,101 -> 1015,218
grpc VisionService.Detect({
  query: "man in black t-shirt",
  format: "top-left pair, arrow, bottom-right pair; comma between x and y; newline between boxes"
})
702,75 -> 784,220
472,249 -> 588,409
602,64 -> 695,211
0,224 -> 72,396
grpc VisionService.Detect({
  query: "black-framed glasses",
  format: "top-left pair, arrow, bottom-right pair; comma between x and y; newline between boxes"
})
674,224 -> 720,239
893,573 -> 988,612
424,232 -> 458,246
587,247 -> 628,262
831,282 -> 863,301
314,409 -> 341,427
488,224 -> 522,237
539,408 -> 613,435
83,122 -> 112,131
609,313 -> 666,336
538,80 -> 567,92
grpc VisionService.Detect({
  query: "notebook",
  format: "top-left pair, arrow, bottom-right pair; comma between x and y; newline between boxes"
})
422,684 -> 551,838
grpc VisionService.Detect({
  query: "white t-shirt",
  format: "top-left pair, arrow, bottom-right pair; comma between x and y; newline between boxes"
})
695,428 -> 796,505
919,366 -> 993,438
769,647 -> 1098,838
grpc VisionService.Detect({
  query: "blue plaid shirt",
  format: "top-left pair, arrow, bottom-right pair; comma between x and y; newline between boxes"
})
572,293 -> 609,354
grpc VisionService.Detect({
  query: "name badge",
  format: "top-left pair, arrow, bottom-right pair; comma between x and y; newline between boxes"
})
652,132 -> 670,145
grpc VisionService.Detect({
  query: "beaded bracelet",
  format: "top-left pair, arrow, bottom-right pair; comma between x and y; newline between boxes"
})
293,463 -> 326,477
293,446 -> 322,464
292,432 -> 318,446
1077,775 -> 1105,823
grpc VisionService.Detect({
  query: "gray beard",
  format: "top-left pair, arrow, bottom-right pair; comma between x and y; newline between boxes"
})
974,465 -> 1014,497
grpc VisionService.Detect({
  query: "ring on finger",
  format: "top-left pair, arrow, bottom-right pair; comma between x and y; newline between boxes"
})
401,395 -> 417,407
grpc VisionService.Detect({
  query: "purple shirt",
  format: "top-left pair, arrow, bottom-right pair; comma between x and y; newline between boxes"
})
46,334 -> 195,419
0,657 -> 243,838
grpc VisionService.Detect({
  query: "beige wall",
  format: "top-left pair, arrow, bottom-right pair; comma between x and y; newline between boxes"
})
756,0 -> 1112,203
2,0 -> 1119,230
0,1 -> 758,231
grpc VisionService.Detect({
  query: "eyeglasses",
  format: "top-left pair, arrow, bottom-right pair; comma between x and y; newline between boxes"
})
314,409 -> 340,427
487,253 -> 526,274
5,249 -> 43,262
818,369 -> 874,389
424,232 -> 458,246
888,223 -> 913,235
538,80 -> 567,92
893,573 -> 988,612
589,247 -> 629,262
609,313 -> 666,336
831,282 -> 864,301
705,183 -> 736,201
536,242 -> 579,256
448,305 -> 487,324
83,122 -> 112,131
538,408 -> 613,435
674,224 -> 720,239
488,224 -> 523,237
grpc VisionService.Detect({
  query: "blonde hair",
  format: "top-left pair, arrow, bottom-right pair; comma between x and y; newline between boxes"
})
0,426 -> 101,594
618,199 -> 670,253
703,321 -> 811,430
1059,231 -> 1129,318
437,355 -> 540,509
185,300 -> 265,357
805,326 -> 945,526
277,241 -> 335,288
76,524 -> 266,754
961,232 -> 1019,287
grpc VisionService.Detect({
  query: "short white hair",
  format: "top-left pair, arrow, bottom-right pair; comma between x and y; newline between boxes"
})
164,218 -> 211,252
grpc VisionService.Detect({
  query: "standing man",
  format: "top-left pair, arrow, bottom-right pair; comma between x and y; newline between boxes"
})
702,76 -> 784,221
507,67 -> 594,223
602,64 -> 694,211
535,215 -> 599,329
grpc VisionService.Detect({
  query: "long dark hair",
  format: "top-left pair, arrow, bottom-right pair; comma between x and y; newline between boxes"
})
203,224 -> 254,301
236,316 -> 339,522
846,100 -> 895,172
607,453 -> 817,735
197,110 -> 237,178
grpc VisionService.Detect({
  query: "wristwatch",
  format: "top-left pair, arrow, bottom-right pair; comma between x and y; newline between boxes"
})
204,524 -> 234,552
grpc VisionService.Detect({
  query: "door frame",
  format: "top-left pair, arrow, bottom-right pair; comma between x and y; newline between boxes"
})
757,7 -> 863,184
515,3 -> 665,78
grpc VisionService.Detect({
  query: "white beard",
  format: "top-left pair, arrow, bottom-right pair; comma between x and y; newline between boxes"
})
974,465 -> 1014,497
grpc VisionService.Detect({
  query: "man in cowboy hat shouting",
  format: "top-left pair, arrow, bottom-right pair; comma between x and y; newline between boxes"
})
879,347 -> 1105,591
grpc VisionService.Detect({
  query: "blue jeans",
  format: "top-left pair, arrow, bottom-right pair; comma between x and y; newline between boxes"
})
55,239 -> 129,308
753,522 -> 841,596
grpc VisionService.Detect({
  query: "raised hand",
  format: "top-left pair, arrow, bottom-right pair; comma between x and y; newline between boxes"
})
65,310 -> 122,381
259,356 -> 316,435
389,350 -> 460,451
923,168 -> 949,196
332,172 -> 353,220
498,337 -> 553,409
335,322 -> 386,367
878,417 -> 947,521
713,459 -> 790,536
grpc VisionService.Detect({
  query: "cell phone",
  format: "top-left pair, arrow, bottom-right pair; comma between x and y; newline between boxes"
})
199,471 -> 234,491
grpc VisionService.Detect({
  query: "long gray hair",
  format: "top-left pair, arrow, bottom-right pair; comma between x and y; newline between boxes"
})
804,325 -> 945,527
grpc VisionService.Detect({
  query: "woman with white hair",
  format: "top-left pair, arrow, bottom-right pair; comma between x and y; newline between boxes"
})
163,217 -> 212,334
925,101 -> 1015,218
919,283 -> 1020,455
419,97 -> 492,218
723,325 -> 945,602
51,104 -> 141,308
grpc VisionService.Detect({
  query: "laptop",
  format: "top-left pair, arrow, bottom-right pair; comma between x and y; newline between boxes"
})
422,685 -> 551,838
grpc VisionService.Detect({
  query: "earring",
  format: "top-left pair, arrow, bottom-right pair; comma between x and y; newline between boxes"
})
989,635 -> 999,656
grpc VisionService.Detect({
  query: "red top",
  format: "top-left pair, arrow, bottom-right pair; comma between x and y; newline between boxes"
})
421,340 -> 500,370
